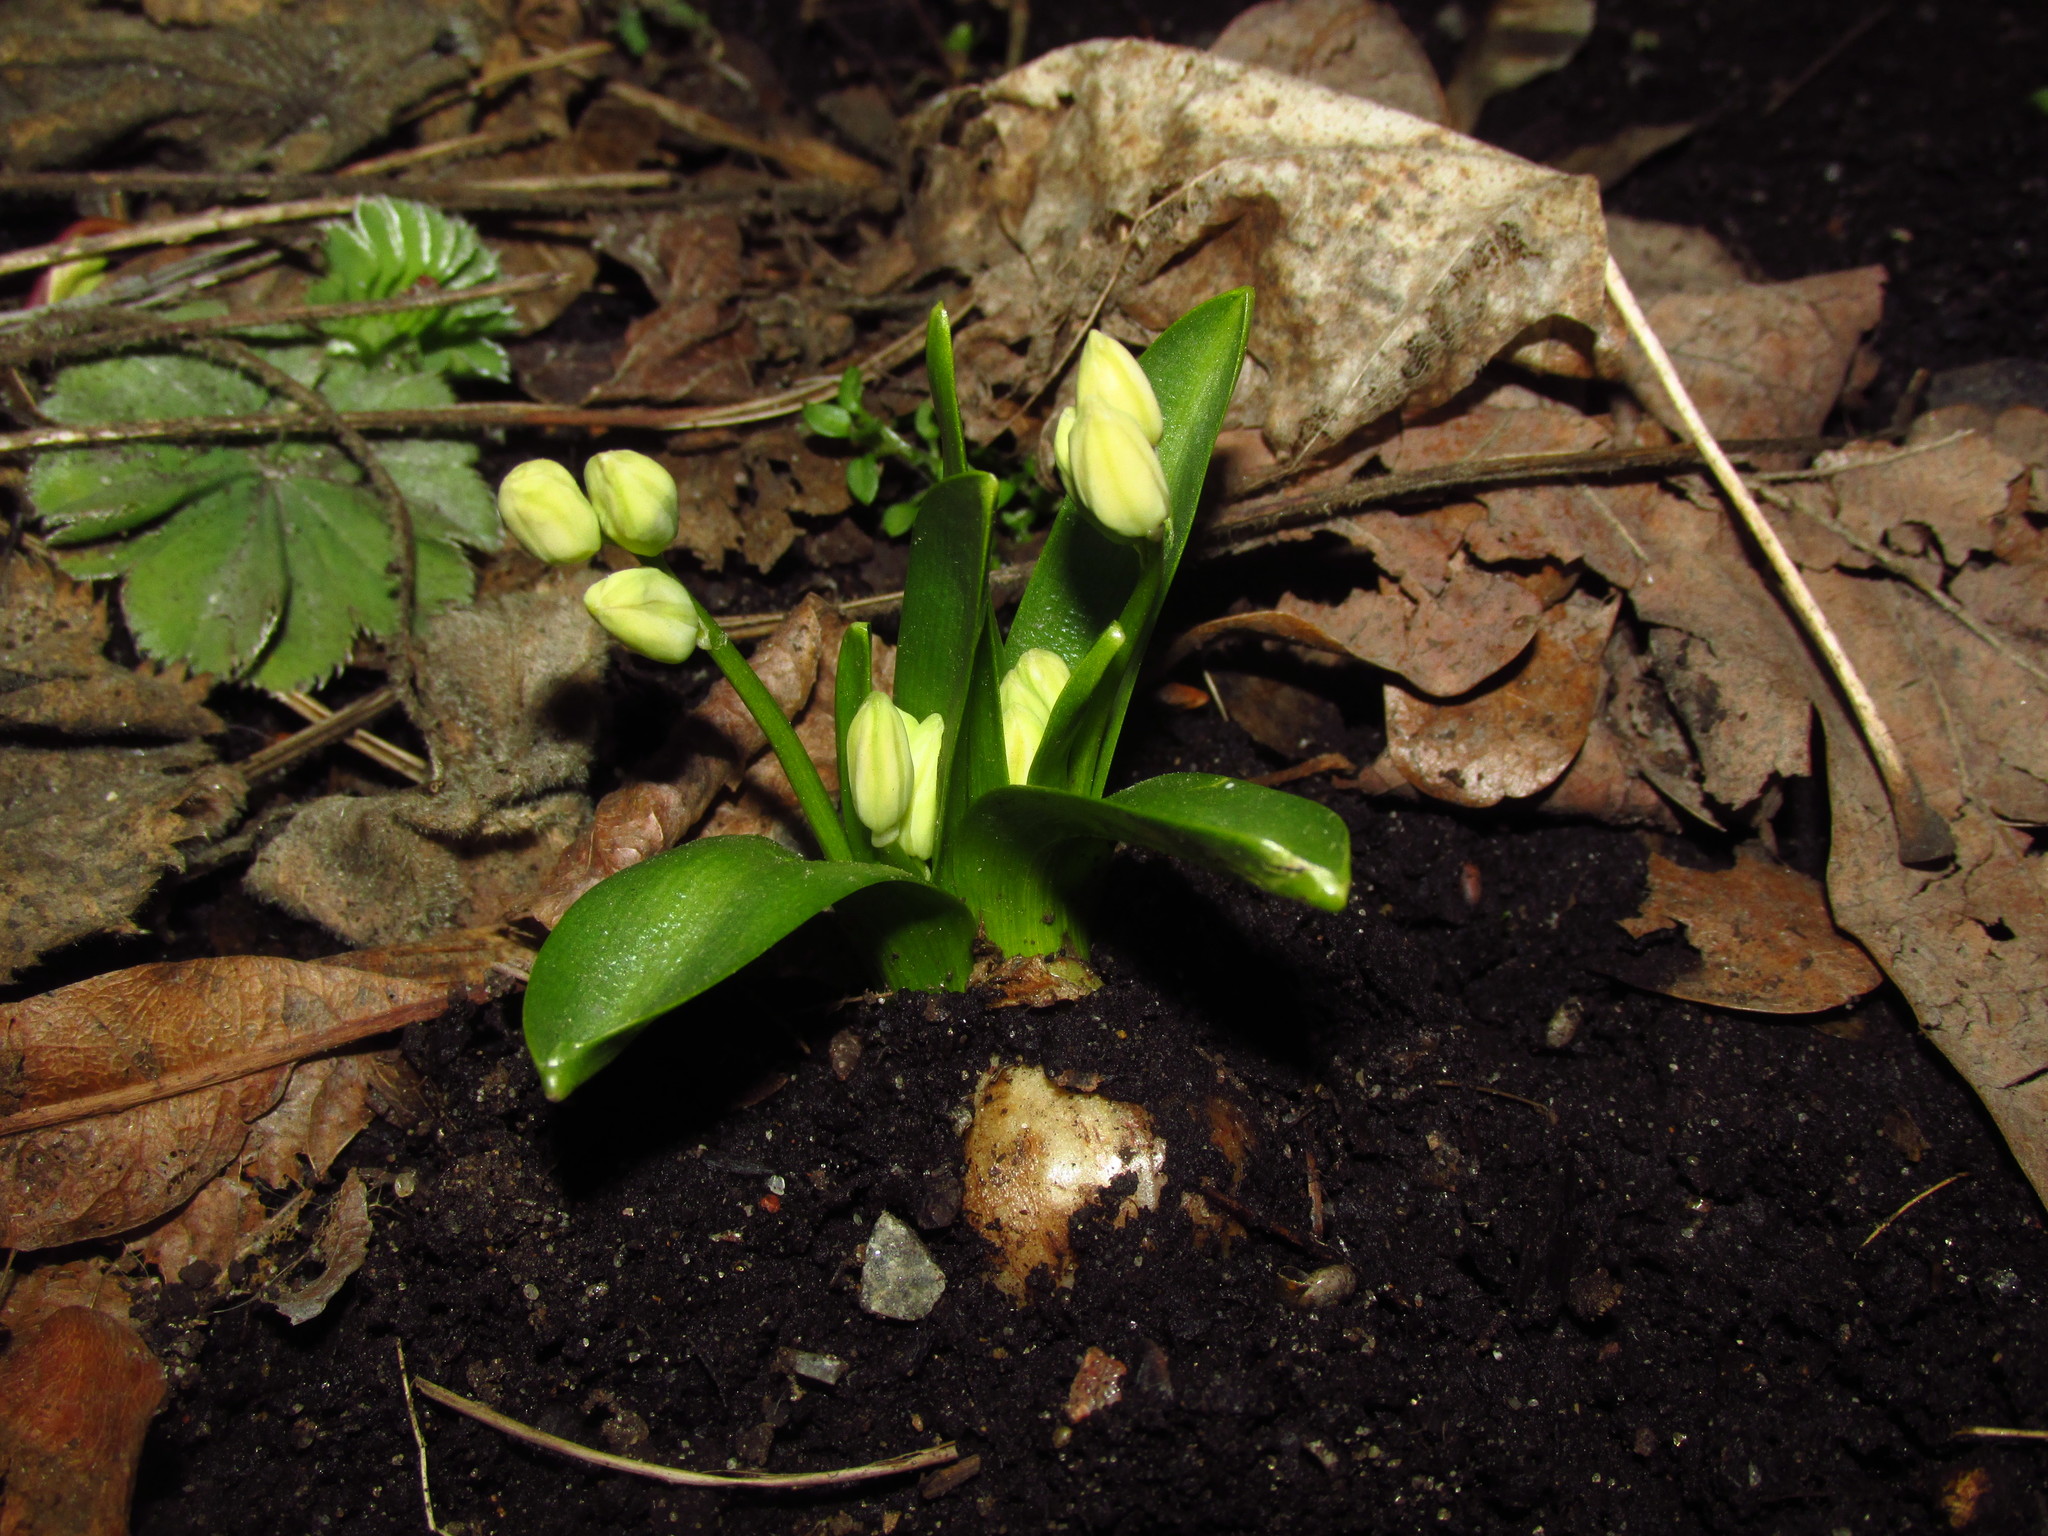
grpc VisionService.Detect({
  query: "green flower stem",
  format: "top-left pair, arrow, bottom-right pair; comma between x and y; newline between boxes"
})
1080,539 -> 1165,794
690,598 -> 856,865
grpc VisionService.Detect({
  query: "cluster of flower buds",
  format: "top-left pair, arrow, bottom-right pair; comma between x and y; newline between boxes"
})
998,647 -> 1072,785
1054,331 -> 1170,541
846,690 -> 945,860
498,449 -> 681,564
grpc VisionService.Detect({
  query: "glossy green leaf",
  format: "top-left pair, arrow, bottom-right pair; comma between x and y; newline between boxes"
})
881,499 -> 920,536
306,196 -> 516,379
952,771 -> 1351,956
803,400 -> 854,438
525,837 -> 931,1098
847,454 -> 881,505
1027,621 -> 1126,791
926,303 -> 967,479
834,622 -> 875,860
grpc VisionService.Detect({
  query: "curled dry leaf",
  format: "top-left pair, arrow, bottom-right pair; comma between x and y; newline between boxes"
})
0,1305 -> 165,1536
1210,0 -> 1446,123
1443,0 -> 1596,132
0,957 -> 454,1249
136,1175 -> 266,1288
907,39 -> 1606,454
265,1169 -> 373,1325
527,595 -> 836,927
1383,590 -> 1619,807
1617,842 -> 1884,1014
1064,1346 -> 1128,1424
961,1064 -> 1166,1304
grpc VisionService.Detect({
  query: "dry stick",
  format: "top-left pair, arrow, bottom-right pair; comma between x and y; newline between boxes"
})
395,1341 -> 452,1536
1434,1079 -> 1560,1127
1954,1427 -> 2048,1444
0,994 -> 456,1138
0,272 -> 569,368
0,198 -> 358,282
411,1378 -> 959,1490
0,318 -> 928,456
1860,1171 -> 1972,1249
397,39 -> 616,124
0,171 -> 843,215
338,124 -> 555,179
269,689 -> 427,782
1605,256 -> 1953,866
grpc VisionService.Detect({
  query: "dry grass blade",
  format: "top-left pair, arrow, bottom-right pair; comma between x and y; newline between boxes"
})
1604,257 -> 1953,866
264,689 -> 427,783
1953,1427 -> 2048,1443
412,1378 -> 958,1490
1861,1171 -> 1972,1249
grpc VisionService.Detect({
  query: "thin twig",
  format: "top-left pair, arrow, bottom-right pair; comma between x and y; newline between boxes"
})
397,40 -> 615,124
1953,1426 -> 2048,1443
182,337 -> 419,691
0,171 -> 845,215
1751,428 -> 1970,482
411,1378 -> 958,1490
0,198 -> 358,282
245,687 -> 424,784
0,273 -> 568,368
1861,1171 -> 1971,1249
1434,1080 -> 1559,1126
0,993 -> 454,1138
0,320 -> 929,456
1763,2 -> 1895,116
1605,256 -> 1953,866
395,1341 -> 451,1536
339,125 -> 556,179
1197,1183 -> 1339,1260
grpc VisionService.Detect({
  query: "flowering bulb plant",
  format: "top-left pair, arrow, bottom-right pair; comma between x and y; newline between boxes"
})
510,291 -> 1350,1098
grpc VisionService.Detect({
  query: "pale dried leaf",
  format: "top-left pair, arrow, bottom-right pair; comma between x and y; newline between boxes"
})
1618,843 -> 1884,1014
1278,557 -> 1543,697
1211,0 -> 1445,123
1444,0 -> 1595,132
240,1056 -> 374,1188
907,40 -> 1607,455
1384,590 -> 1618,807
265,1169 -> 372,1325
135,1176 -> 266,1286
1603,214 -> 1752,302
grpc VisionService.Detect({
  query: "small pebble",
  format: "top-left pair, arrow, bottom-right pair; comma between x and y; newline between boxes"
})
860,1211 -> 946,1321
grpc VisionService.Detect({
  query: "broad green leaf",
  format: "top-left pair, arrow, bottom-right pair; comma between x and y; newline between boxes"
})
881,499 -> 920,536
117,482 -> 286,679
893,469 -> 996,858
952,771 -> 1351,956
377,439 -> 499,549
318,356 -> 455,413
838,878 -> 977,993
1028,621 -> 1126,791
42,351 -> 270,422
523,836 -> 933,1098
1006,288 -> 1252,671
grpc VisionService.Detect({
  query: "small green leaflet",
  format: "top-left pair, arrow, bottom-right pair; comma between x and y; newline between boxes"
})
305,196 -> 519,381
31,348 -> 497,689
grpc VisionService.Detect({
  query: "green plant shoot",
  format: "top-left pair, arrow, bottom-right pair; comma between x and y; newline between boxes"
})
26,197 -> 512,689
517,291 -> 1352,1098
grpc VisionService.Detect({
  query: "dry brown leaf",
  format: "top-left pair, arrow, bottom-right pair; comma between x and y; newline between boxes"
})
1617,267 -> 1887,444
135,1176 -> 266,1286
0,958 -> 454,1249
907,39 -> 1606,455
239,1056 -> 375,1189
969,954 -> 1104,1010
0,0 -> 496,171
1384,590 -> 1618,807
1550,123 -> 1699,190
1279,559 -> 1544,697
527,595 -> 836,927
1603,214 -> 1753,301
1210,0 -> 1445,123
1618,843 -> 1884,1014
264,1169 -> 372,1325
1825,430 -> 2028,569
1443,0 -> 1596,132
0,1305 -> 164,1536
1210,671 -> 1345,759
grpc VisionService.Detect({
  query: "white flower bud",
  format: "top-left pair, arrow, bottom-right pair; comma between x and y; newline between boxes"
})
499,459 -> 601,565
899,711 -> 946,861
584,449 -> 680,557
583,567 -> 703,663
1069,405 -> 1170,541
999,647 -> 1071,783
1053,405 -> 1077,492
1076,331 -> 1162,444
847,690 -> 913,844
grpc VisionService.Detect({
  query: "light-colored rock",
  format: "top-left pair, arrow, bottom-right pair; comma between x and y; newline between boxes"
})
860,1211 -> 945,1321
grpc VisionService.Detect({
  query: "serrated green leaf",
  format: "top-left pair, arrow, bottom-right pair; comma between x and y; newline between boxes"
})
113,482 -> 286,678
317,356 -> 455,412
30,446 -> 252,544
376,438 -> 498,549
306,196 -> 516,377
42,351 -> 271,423
524,836 -> 937,1097
250,478 -> 400,690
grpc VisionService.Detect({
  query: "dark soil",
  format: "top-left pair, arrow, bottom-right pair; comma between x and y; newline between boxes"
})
62,2 -> 2048,1533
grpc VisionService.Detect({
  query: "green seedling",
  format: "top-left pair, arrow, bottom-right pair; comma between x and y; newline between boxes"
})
802,365 -> 1053,539
510,291 -> 1352,1098
27,198 -> 514,689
